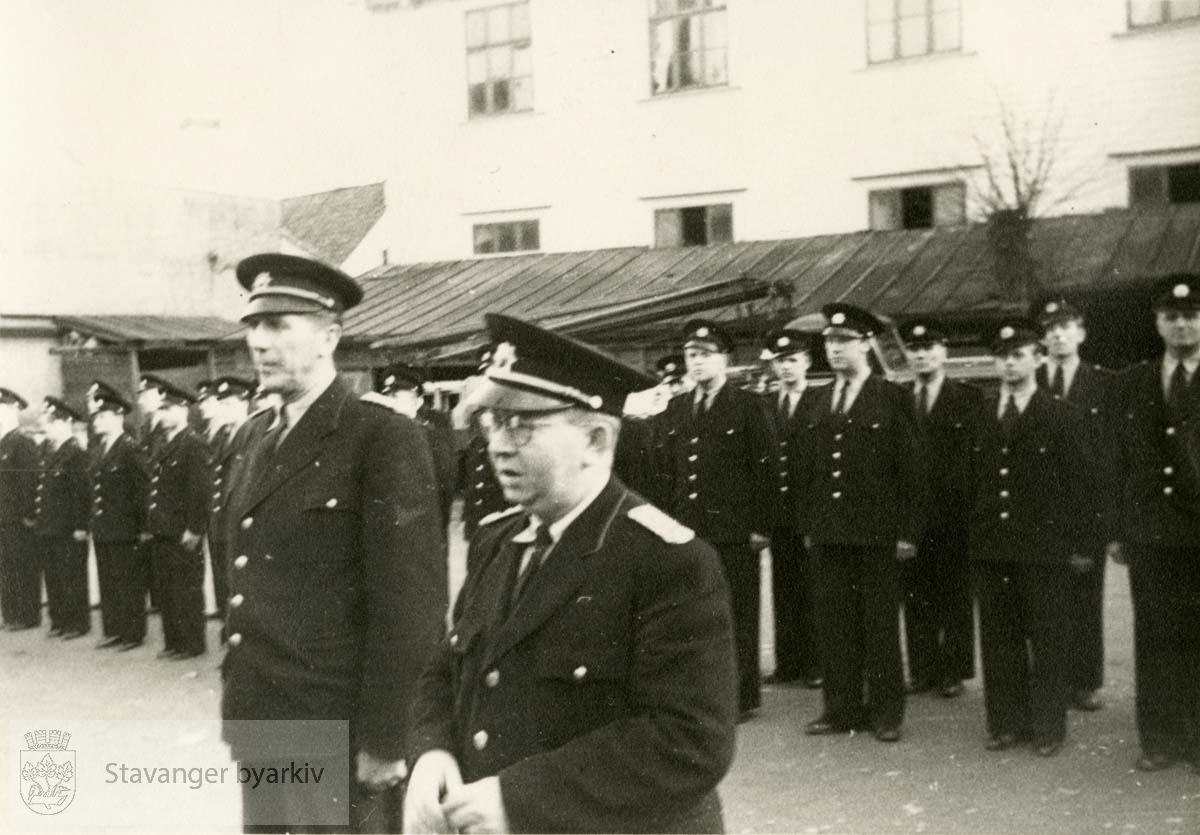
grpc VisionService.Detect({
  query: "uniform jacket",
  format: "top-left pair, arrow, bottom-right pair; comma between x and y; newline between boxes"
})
89,434 -> 148,543
613,416 -> 658,502
417,405 -> 457,528
407,478 -> 737,834
206,423 -> 239,544
910,378 -> 983,527
1113,359 -> 1200,548
0,428 -> 38,527
969,390 -> 1095,564
31,438 -> 90,538
763,388 -> 819,530
220,376 -> 447,761
1038,361 -> 1119,544
796,375 -> 926,546
459,433 -> 510,540
145,428 -> 209,539
659,383 -> 778,544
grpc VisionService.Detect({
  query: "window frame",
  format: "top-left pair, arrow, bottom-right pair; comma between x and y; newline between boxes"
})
868,182 -> 966,231
1127,162 -> 1200,207
866,0 -> 963,65
472,219 -> 541,255
653,203 -> 734,248
465,2 -> 533,119
1126,0 -> 1200,29
647,0 -> 729,97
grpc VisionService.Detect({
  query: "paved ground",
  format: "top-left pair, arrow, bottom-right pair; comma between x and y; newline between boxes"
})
2,530 -> 1198,834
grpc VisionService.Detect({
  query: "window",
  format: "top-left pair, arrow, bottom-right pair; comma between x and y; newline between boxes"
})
867,0 -> 961,64
1128,0 -> 1200,27
654,204 -> 733,247
649,1 -> 728,95
1129,163 -> 1200,207
869,183 -> 965,230
473,220 -> 540,254
466,3 -> 532,117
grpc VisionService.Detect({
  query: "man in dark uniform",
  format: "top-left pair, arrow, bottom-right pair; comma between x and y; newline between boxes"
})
1034,297 -> 1118,713
1110,273 -> 1200,774
0,388 -> 40,630
222,253 -> 447,831
204,376 -> 252,625
970,319 -> 1094,757
797,304 -> 925,743
460,346 -> 512,549
136,374 -> 170,463
899,319 -> 982,699
196,380 -> 218,436
404,314 -> 737,834
31,397 -> 91,639
760,328 -> 822,688
144,380 -> 209,660
659,319 -> 777,719
88,381 -> 150,650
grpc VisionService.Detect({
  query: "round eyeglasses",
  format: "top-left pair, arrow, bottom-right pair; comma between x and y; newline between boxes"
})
477,408 -> 570,448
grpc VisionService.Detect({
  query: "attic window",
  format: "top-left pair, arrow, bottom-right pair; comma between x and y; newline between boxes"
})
466,3 -> 533,117
869,183 -> 965,230
1129,163 -> 1200,207
654,204 -> 733,247
473,220 -> 540,254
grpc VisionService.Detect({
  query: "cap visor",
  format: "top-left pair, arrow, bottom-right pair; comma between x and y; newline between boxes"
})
462,379 -> 575,413
241,295 -> 330,322
822,326 -> 867,338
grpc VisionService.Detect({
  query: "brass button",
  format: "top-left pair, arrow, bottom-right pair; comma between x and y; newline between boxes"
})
234,555 -> 248,569
472,730 -> 489,751
832,452 -> 842,460
1163,486 -> 1174,496
999,511 -> 1010,520
573,665 -> 588,681
228,633 -> 243,647
832,471 -> 842,478
1163,466 -> 1174,476
230,594 -> 244,608
688,454 -> 698,462
999,490 -> 1009,499
998,468 -> 1009,477
832,491 -> 842,499
688,492 -> 698,500
241,517 -> 253,530
449,633 -> 460,647
1166,427 -> 1176,436
485,669 -> 500,688
325,498 -> 338,508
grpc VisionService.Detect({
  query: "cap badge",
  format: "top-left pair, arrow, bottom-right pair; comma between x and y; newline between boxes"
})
1174,283 -> 1190,299
695,327 -> 710,338
492,342 -> 517,371
218,382 -> 229,394
1045,302 -> 1059,314
778,337 -> 790,348
831,312 -> 846,326
88,384 -> 99,396
384,375 -> 395,389
252,272 -> 273,292
1000,326 -> 1015,340
912,325 -> 926,337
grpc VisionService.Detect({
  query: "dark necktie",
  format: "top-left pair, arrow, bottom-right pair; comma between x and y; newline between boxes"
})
1168,363 -> 1190,423
916,384 -> 929,418
831,384 -> 845,415
511,525 -> 554,607
1051,365 -> 1065,399
1000,393 -> 1018,426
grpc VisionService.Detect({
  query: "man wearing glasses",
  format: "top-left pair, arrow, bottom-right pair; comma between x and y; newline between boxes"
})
405,314 -> 738,834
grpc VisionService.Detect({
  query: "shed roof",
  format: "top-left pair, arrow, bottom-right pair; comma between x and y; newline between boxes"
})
282,182 -> 386,265
55,315 -> 241,346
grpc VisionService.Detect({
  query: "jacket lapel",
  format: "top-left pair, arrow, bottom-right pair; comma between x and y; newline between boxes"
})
237,378 -> 350,514
484,479 -> 629,667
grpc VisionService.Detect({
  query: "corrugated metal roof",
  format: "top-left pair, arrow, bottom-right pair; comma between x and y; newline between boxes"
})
349,206 -> 1200,352
55,316 -> 241,345
282,183 -> 386,265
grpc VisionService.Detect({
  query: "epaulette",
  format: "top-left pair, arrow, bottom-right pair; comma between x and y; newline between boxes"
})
247,405 -> 275,422
360,391 -> 398,412
627,503 -> 694,544
478,505 -> 523,527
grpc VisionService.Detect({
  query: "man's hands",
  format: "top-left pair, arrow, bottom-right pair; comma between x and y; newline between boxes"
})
403,751 -> 509,834
356,749 -> 406,792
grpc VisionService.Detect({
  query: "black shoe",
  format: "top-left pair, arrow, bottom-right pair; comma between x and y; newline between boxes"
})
1134,752 -> 1174,772
96,636 -> 123,649
738,708 -> 758,724
118,640 -> 144,651
874,726 -> 902,743
47,628 -> 63,638
61,630 -> 87,640
906,680 -> 933,695
7,622 -> 38,631
802,674 -> 824,689
1071,689 -> 1103,711
939,680 -> 963,698
985,733 -> 1018,751
764,673 -> 800,685
172,650 -> 205,660
157,649 -> 181,660
805,717 -> 850,736
1035,740 -> 1064,757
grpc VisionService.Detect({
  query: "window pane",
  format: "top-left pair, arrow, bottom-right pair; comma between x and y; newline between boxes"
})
707,204 -> 733,243
487,5 -> 511,44
867,0 -> 896,23
1169,0 -> 1200,19
898,15 -> 929,56
900,187 -> 934,229
651,55 -> 673,94
511,76 -> 533,111
467,51 -> 487,84
931,10 -> 960,50
704,49 -> 728,85
932,0 -> 959,10
491,78 -> 510,112
652,0 -> 678,17
513,44 -> 531,76
1129,167 -> 1166,206
678,50 -> 701,87
655,209 -> 683,247
868,22 -> 896,62
869,190 -> 902,231
1128,0 -> 1165,25
899,0 -> 927,17
466,11 -> 487,48
497,224 -> 517,252
1167,164 -> 1200,203
679,0 -> 700,11
474,225 -> 496,254
468,83 -> 488,115
488,45 -> 512,79
932,183 -> 966,226
680,206 -> 708,245
703,10 -> 728,47
511,3 -> 531,40
651,19 -> 678,62
519,221 -> 540,250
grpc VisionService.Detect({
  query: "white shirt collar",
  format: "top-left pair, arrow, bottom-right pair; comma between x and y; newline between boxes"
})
512,475 -> 609,547
281,368 -> 337,431
914,372 -> 945,408
998,383 -> 1036,416
1162,353 -> 1200,389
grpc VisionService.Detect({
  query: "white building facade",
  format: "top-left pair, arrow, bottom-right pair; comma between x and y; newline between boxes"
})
364,0 -> 1200,263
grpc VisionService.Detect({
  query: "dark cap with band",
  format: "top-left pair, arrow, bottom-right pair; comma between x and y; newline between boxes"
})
236,253 -> 364,321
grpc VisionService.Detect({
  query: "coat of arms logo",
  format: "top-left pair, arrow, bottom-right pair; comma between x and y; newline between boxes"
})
20,729 -> 76,815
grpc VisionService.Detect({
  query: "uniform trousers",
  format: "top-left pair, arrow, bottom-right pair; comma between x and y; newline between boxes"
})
154,537 -> 205,655
975,561 -> 1071,744
813,543 -> 905,730
209,537 -> 229,619
38,535 -> 89,634
902,525 -> 974,687
768,525 -> 820,681
1,525 -> 41,627
1065,556 -> 1106,693
95,541 -> 147,644
1128,545 -> 1200,761
715,542 -> 761,713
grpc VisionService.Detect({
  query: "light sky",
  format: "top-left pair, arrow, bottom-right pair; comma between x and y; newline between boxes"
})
0,0 -> 393,199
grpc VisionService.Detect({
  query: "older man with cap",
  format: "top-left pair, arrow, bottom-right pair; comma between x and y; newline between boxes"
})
797,303 -> 925,743
1110,273 -> 1200,774
204,377 -> 253,628
221,253 -> 446,831
0,388 -> 40,630
970,318 -> 1094,757
136,374 -> 171,464
459,346 -> 514,549
404,314 -> 737,835
88,381 -> 150,650
1032,297 -> 1119,713
899,319 -> 983,699
32,397 -> 91,639
143,380 -> 209,660
657,319 -> 777,720
760,328 -> 823,688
